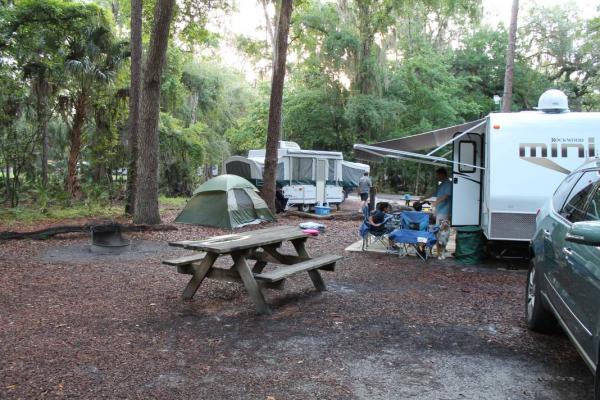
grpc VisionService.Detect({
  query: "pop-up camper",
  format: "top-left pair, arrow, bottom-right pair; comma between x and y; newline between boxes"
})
354,90 -> 600,242
341,160 -> 370,189
225,141 -> 347,210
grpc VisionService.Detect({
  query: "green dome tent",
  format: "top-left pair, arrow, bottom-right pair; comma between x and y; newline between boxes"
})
175,175 -> 275,229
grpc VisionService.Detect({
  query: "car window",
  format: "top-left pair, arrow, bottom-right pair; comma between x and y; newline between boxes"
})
553,172 -> 582,211
583,186 -> 600,221
561,171 -> 600,223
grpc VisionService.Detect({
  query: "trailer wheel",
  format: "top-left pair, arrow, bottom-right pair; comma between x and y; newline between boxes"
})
297,204 -> 308,212
525,260 -> 556,333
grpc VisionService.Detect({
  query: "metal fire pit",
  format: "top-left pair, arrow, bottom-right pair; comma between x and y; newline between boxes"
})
90,224 -> 131,255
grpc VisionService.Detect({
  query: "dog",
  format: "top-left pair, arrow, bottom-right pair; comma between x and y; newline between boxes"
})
436,219 -> 451,260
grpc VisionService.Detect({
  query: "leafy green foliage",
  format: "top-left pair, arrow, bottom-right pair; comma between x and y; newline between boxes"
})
226,94 -> 269,155
0,203 -> 122,227
1,0 -> 599,213
520,5 -> 600,110
284,83 -> 348,151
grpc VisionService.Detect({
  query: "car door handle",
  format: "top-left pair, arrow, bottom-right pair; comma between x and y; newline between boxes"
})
562,247 -> 573,257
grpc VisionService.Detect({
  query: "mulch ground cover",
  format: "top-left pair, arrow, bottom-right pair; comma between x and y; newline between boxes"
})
0,200 -> 593,399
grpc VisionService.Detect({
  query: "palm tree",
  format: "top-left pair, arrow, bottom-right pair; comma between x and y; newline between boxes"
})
502,0 -> 519,112
64,25 -> 128,198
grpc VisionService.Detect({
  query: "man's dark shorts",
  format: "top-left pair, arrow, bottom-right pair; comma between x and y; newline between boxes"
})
360,193 -> 369,201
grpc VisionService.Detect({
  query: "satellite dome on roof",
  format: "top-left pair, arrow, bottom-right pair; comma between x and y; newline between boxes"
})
537,89 -> 569,113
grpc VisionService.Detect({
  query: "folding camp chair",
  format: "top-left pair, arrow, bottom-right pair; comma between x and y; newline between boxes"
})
388,211 -> 437,261
359,206 -> 392,252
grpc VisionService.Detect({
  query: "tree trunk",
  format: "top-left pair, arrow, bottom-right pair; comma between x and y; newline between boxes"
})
41,116 -> 49,187
261,0 -> 293,212
259,0 -> 277,71
66,89 -> 88,198
414,164 -> 421,195
133,0 -> 175,225
0,222 -> 176,241
33,75 -> 50,187
91,106 -> 111,184
502,0 -> 519,113
10,170 -> 20,208
3,164 -> 11,206
356,2 -> 375,96
203,164 -> 212,181
187,91 -> 198,125
259,0 -> 275,51
125,0 -> 143,215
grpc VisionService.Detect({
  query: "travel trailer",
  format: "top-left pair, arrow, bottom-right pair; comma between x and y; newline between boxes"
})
354,90 -> 600,242
225,141 -> 348,210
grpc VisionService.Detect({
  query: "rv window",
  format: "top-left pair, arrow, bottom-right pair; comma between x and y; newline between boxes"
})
276,162 -> 284,181
560,171 -> 600,222
552,172 -> 583,211
291,158 -> 313,181
328,160 -> 336,181
458,141 -> 476,173
316,159 -> 327,181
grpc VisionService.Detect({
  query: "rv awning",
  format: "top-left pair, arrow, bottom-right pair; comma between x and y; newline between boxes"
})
353,145 -> 456,166
353,118 -> 487,165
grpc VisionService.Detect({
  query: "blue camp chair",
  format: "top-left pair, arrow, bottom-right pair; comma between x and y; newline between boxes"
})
389,211 -> 437,260
359,206 -> 391,251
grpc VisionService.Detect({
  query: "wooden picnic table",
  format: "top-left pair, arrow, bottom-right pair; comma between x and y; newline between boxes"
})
166,225 -> 342,314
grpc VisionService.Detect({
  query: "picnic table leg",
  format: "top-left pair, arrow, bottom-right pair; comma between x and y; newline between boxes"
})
292,238 -> 327,292
252,260 -> 267,273
182,252 -> 218,300
232,251 -> 271,315
291,237 -> 311,258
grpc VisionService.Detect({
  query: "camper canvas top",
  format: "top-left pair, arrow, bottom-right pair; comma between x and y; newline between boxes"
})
248,141 -> 343,160
248,148 -> 343,160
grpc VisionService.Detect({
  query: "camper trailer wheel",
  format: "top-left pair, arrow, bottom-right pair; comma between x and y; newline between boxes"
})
297,204 -> 308,212
525,260 -> 556,333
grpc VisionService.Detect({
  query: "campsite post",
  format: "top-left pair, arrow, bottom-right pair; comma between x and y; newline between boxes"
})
369,186 -> 377,212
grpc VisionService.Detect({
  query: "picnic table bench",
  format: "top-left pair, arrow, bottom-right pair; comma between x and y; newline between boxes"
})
166,225 -> 342,314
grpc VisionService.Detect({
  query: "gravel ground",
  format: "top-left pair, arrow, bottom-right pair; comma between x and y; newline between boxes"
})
0,201 -> 594,399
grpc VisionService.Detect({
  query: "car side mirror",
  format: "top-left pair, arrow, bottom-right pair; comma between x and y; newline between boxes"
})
566,221 -> 600,246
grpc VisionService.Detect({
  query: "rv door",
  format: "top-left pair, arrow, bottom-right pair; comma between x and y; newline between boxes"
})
451,133 -> 483,226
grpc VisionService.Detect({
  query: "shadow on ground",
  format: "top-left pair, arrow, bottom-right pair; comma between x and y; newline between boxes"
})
0,207 -> 593,399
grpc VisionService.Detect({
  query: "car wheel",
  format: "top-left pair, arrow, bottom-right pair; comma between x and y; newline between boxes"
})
525,260 -> 556,333
595,364 -> 599,400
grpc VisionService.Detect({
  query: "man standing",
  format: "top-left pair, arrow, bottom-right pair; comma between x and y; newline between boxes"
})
421,168 -> 452,224
358,172 -> 372,211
